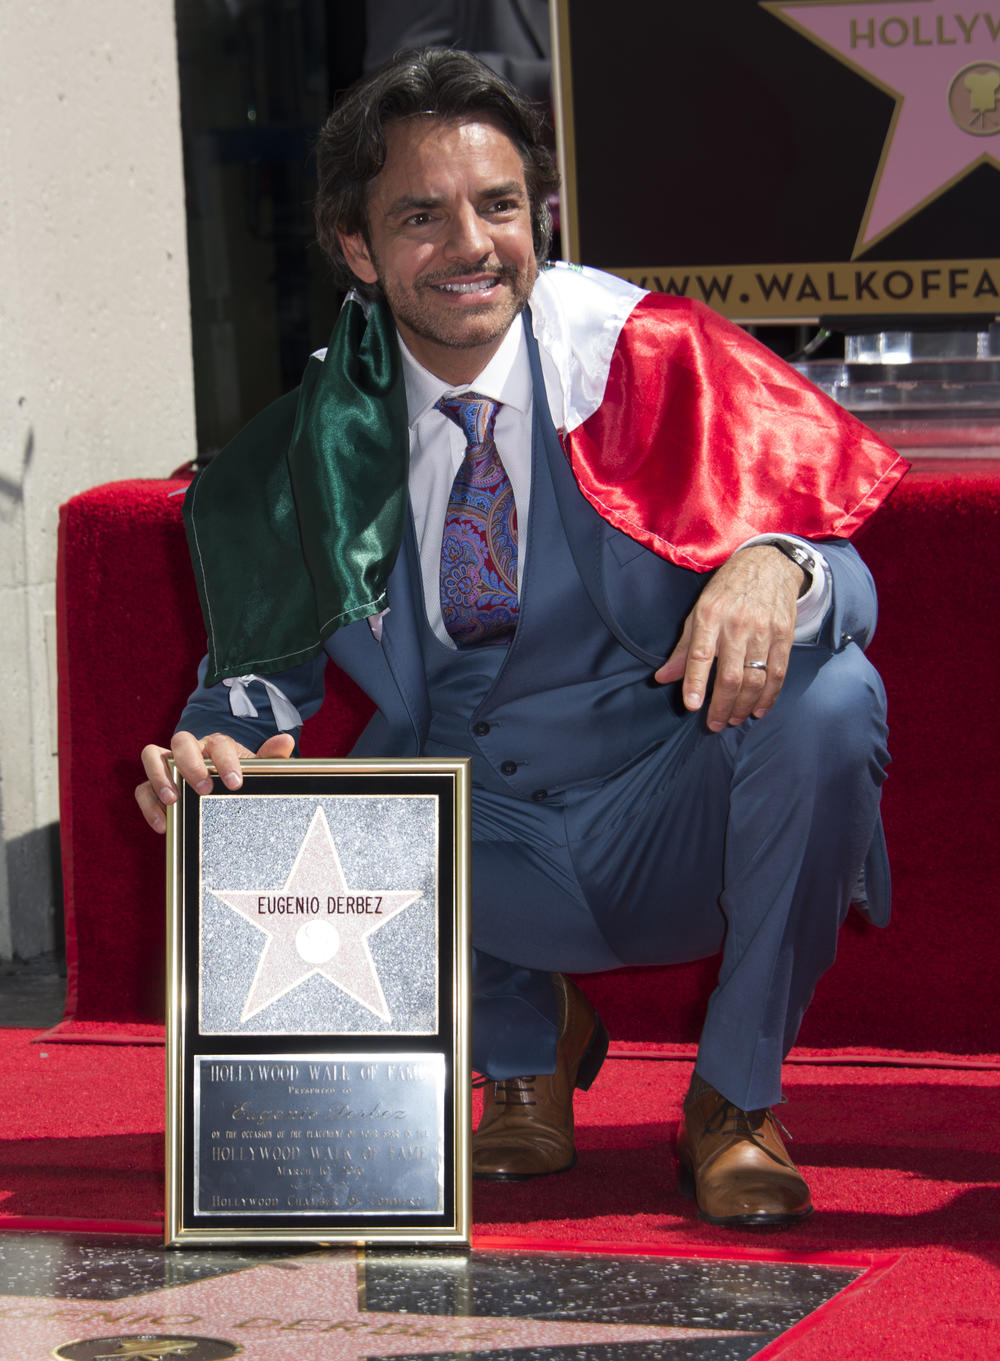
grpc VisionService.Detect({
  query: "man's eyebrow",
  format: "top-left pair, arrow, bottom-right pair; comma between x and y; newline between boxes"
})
383,194 -> 442,218
478,180 -> 525,200
381,182 -> 526,218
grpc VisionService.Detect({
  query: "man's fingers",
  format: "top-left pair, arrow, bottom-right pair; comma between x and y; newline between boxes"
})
257,733 -> 296,759
750,647 -> 789,719
654,620 -> 694,696
711,625 -> 774,729
140,743 -> 178,806
709,655 -> 768,730
655,616 -> 726,715
139,730 -> 297,837
170,729 -> 294,797
135,779 -> 169,833
173,730 -> 253,792
136,742 -> 180,835
169,730 -> 216,793
656,547 -> 804,729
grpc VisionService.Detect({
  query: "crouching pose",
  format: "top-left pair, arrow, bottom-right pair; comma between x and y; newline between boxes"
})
137,48 -> 904,1227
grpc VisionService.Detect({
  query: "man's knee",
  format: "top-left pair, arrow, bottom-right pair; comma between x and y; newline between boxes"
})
745,644 -> 888,782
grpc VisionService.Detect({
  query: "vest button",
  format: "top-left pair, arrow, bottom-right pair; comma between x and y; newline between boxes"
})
531,789 -> 548,802
472,721 -> 490,736
500,760 -> 518,776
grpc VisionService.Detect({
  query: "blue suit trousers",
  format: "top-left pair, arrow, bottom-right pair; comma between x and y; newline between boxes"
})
469,640 -> 889,1111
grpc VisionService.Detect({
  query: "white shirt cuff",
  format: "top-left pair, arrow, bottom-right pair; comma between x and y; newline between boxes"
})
735,534 -> 832,643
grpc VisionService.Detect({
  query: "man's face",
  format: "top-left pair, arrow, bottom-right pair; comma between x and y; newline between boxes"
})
337,116 -> 538,383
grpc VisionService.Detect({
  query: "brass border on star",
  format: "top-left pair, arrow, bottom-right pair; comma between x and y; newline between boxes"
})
165,757 -> 471,1247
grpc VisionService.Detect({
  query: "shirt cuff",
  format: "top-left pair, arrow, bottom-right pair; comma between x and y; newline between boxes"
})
735,534 -> 833,643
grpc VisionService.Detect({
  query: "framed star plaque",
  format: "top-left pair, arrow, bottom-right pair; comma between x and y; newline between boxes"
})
164,758 -> 471,1246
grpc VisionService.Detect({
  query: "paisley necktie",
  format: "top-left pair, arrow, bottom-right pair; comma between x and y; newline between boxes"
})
436,392 -> 519,647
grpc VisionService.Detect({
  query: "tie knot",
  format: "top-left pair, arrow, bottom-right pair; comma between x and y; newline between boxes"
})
435,391 -> 500,448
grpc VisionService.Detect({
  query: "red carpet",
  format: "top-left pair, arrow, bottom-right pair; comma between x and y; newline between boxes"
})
47,462 -> 1000,1355
2,1030 -> 997,1358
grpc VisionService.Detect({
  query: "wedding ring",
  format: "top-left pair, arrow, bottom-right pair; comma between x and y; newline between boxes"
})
744,660 -> 768,671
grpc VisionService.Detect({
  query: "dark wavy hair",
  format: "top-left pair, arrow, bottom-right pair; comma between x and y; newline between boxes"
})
314,47 -> 559,297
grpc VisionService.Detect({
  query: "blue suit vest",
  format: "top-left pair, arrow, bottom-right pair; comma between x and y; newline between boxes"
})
417,372 -> 685,799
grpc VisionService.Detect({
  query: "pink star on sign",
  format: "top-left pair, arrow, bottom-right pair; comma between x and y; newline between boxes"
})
768,0 -> 1000,252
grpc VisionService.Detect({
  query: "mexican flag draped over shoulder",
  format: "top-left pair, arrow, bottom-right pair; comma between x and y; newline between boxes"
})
185,263 -> 908,687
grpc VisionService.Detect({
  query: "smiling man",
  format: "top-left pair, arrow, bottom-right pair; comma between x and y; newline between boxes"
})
338,117 -> 537,380
137,48 -> 907,1228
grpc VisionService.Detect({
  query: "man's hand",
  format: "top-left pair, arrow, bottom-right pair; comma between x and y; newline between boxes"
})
654,545 -> 806,731
135,730 -> 296,834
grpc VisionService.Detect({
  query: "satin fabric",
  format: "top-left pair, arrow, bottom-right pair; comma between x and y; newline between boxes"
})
183,268 -> 907,687
184,293 -> 407,686
564,290 -> 909,570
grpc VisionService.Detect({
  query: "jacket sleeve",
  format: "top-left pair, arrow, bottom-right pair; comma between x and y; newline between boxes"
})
176,651 -> 328,751
815,538 -> 879,652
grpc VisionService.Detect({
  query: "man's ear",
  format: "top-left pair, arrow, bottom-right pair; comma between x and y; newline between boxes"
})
337,227 -> 379,286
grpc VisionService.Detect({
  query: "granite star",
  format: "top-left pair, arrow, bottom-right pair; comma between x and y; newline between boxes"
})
208,806 -> 422,1023
767,0 -> 1000,251
26,1250 -> 760,1361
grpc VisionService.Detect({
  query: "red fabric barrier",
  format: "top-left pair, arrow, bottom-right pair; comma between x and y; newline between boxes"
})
54,463 -> 1000,1055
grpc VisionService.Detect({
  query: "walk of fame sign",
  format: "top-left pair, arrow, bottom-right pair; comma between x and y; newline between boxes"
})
164,759 -> 471,1247
553,0 -> 1000,321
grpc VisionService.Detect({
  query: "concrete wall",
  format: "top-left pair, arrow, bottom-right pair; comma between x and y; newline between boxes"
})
0,2 -> 196,958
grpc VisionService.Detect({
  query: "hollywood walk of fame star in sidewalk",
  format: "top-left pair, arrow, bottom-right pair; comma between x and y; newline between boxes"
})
23,1251 -> 762,1361
209,807 -> 423,1023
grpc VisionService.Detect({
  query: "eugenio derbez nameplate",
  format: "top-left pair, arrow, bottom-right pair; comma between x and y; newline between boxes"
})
165,758 -> 470,1246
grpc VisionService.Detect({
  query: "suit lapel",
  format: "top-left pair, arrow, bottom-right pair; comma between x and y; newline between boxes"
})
525,317 -> 647,658
379,513 -> 432,744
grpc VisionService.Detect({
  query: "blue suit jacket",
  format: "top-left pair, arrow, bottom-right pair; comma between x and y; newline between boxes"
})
179,325 -> 888,921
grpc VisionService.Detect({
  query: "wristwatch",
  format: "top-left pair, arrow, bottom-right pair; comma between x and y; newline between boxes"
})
754,537 -> 815,594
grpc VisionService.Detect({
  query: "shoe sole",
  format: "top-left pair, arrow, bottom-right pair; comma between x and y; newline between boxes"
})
473,1152 -> 578,1182
676,1158 -> 814,1229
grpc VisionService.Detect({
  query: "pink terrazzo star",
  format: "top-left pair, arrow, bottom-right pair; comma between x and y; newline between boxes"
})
13,1251 -> 754,1361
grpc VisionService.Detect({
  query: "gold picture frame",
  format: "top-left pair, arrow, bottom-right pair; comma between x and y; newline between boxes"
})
165,758 -> 471,1246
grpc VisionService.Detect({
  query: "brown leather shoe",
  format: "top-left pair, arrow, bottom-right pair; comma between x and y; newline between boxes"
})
676,1081 -> 813,1227
472,974 -> 609,1180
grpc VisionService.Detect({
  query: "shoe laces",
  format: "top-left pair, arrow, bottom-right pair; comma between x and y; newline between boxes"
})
703,1097 -> 792,1144
472,1073 -> 537,1105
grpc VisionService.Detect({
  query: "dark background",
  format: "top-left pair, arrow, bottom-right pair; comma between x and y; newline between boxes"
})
567,0 -> 1000,267
176,0 -> 367,457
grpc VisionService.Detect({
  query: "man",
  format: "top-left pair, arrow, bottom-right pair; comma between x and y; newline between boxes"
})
137,48 -> 905,1228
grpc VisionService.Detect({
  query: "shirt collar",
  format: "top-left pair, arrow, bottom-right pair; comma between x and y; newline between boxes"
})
399,316 -> 532,428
